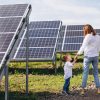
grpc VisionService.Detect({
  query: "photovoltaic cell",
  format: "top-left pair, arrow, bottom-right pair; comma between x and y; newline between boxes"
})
0,4 -> 28,17
0,17 -> 21,32
28,29 -> 58,37
64,37 -> 83,43
66,31 -> 83,36
0,33 -> 14,52
16,48 -> 54,59
67,25 -> 84,30
95,29 -> 100,35
21,38 -> 56,47
63,44 -> 82,51
29,21 -> 61,29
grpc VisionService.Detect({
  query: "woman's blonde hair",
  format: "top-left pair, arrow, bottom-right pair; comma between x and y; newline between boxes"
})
83,24 -> 96,36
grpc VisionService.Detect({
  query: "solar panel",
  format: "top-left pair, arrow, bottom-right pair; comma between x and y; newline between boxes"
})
56,25 -> 66,52
62,25 -> 100,52
13,21 -> 62,61
0,4 -> 31,69
62,25 -> 84,52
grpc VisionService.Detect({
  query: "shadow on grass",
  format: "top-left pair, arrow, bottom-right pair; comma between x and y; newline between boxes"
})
0,91 -> 59,100
9,66 -> 100,76
0,91 -> 39,100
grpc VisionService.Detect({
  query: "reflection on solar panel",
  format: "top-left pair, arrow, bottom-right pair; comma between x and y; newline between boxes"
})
0,4 -> 31,69
13,21 -> 62,61
62,25 -> 84,52
56,25 -> 66,52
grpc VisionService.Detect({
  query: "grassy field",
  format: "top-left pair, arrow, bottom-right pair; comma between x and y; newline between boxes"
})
0,53 -> 100,100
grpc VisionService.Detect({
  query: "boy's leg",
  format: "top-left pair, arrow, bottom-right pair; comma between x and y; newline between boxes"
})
66,78 -> 70,92
63,77 -> 70,92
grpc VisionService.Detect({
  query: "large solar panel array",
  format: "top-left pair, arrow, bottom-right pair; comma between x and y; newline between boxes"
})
56,25 -> 66,52
13,21 -> 62,61
0,4 -> 31,69
62,25 -> 84,52
62,25 -> 100,52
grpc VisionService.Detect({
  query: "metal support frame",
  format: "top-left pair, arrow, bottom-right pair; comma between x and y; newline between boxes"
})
5,65 -> 8,100
26,16 -> 29,95
52,50 -> 57,74
60,52 -> 63,67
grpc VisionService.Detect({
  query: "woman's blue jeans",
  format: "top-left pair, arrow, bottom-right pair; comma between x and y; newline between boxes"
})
82,56 -> 100,88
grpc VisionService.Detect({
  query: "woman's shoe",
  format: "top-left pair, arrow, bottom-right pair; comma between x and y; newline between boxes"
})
97,88 -> 100,94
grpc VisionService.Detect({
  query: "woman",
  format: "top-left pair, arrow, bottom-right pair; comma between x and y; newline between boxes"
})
75,24 -> 100,95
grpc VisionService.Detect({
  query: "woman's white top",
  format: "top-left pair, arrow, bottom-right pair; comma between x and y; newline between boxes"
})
64,61 -> 73,79
77,34 -> 100,57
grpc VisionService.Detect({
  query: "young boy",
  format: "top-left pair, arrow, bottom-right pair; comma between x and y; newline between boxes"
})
62,54 -> 76,95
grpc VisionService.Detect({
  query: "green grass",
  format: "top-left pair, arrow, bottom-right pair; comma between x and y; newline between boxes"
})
0,53 -> 100,100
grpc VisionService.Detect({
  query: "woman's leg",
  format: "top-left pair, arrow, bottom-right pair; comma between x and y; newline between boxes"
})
92,57 -> 100,88
81,57 -> 90,88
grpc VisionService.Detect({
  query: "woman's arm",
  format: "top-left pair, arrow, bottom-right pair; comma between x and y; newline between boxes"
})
77,35 -> 90,55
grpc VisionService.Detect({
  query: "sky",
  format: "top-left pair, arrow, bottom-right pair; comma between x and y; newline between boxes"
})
0,0 -> 100,28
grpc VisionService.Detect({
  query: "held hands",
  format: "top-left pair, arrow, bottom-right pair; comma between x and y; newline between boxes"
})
73,54 -> 78,63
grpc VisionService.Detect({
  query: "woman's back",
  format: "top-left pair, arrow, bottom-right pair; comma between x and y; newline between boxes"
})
84,34 -> 100,57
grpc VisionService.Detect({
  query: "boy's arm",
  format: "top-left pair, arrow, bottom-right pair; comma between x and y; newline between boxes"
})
72,58 -> 77,65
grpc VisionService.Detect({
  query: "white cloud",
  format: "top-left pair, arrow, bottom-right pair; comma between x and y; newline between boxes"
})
0,0 -> 100,28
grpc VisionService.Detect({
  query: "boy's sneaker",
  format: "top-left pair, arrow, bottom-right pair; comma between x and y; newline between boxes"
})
61,91 -> 70,95
80,89 -> 85,96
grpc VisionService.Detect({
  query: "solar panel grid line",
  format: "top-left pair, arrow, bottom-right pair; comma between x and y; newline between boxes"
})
29,28 -> 60,30
0,32 -> 14,34
27,37 -> 58,38
64,43 -> 82,44
18,47 -> 55,48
